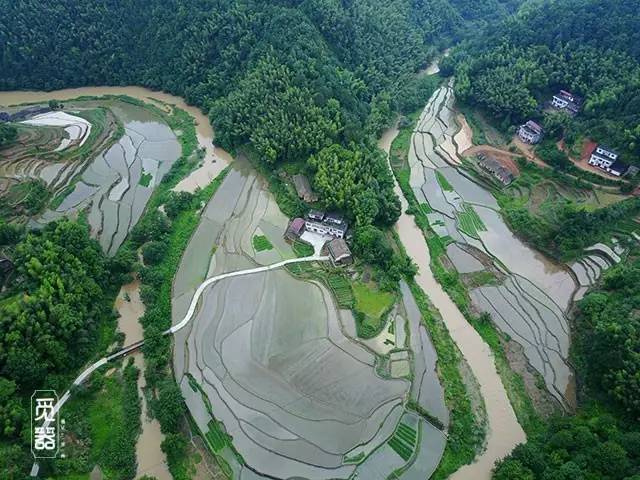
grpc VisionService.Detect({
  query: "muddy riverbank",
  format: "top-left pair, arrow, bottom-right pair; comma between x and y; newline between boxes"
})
379,124 -> 526,480
115,281 -> 170,479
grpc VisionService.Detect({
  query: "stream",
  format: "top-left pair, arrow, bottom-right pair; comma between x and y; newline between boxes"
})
379,125 -> 526,479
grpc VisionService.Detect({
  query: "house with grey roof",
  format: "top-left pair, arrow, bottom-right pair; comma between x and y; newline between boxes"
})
327,238 -> 352,265
518,120 -> 543,144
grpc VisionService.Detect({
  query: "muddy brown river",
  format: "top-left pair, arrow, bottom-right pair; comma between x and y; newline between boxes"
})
379,125 -> 526,480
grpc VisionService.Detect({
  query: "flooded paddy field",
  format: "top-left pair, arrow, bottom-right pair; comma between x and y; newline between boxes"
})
405,81 -> 599,408
172,163 -> 448,479
0,96 -> 181,255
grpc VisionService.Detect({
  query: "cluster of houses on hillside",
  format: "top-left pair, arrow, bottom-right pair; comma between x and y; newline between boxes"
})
514,89 -> 639,179
284,173 -> 353,265
517,89 -> 585,146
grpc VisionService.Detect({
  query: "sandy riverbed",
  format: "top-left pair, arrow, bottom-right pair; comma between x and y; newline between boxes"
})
379,124 -> 526,480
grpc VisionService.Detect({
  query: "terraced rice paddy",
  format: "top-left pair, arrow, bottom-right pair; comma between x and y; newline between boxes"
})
172,164 -> 448,479
0,106 -> 118,213
406,81 -> 598,409
1,98 -> 181,255
26,100 -> 180,255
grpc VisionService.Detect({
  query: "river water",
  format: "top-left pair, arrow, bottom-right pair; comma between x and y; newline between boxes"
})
379,125 -> 526,480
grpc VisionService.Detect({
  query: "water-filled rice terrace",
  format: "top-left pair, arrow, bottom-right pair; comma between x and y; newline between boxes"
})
405,81 -> 622,410
0,98 -> 181,254
172,165 -> 447,479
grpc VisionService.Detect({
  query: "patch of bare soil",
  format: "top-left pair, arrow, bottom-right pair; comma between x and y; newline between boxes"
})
463,144 -> 521,176
454,114 -> 473,153
510,137 -> 549,169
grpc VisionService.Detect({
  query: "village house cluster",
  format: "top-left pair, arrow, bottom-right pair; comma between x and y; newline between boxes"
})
517,90 -> 584,146
285,210 -> 352,265
515,89 -> 638,179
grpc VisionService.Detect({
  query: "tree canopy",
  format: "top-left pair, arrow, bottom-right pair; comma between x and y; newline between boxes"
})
0,0 -> 522,222
446,0 -> 640,163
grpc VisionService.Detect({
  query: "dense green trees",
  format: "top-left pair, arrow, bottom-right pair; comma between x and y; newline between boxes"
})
0,123 -> 17,148
494,414 -> 640,479
0,219 -> 131,445
0,221 -> 113,390
310,142 -> 400,226
0,0 -> 521,223
448,0 -> 640,163
503,196 -> 640,259
575,260 -> 640,418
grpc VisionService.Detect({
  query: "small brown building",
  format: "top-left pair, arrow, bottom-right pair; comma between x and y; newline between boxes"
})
292,174 -> 318,203
285,217 -> 306,242
327,238 -> 352,266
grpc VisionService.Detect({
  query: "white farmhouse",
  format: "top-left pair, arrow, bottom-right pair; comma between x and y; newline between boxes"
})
588,145 -> 628,176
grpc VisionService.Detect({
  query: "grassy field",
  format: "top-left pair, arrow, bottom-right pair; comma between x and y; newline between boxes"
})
205,420 -> 230,453
353,281 -> 396,338
292,239 -> 314,257
252,234 -> 274,252
388,422 -> 418,461
353,281 -> 395,318
436,171 -> 454,192
139,171 -> 153,187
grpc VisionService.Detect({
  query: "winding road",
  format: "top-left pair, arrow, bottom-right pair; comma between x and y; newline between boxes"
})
30,254 -> 328,477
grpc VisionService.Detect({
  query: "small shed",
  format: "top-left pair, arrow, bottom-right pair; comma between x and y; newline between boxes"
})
285,218 -> 305,242
327,238 -> 352,265
292,174 -> 318,202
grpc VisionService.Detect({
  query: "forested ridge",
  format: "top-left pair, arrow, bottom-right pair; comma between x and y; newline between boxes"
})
0,0 -> 520,227
445,0 -> 640,164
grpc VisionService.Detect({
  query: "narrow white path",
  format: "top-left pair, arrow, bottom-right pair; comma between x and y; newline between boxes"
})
168,255 -> 328,334
378,125 -> 525,480
31,254 -> 327,477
